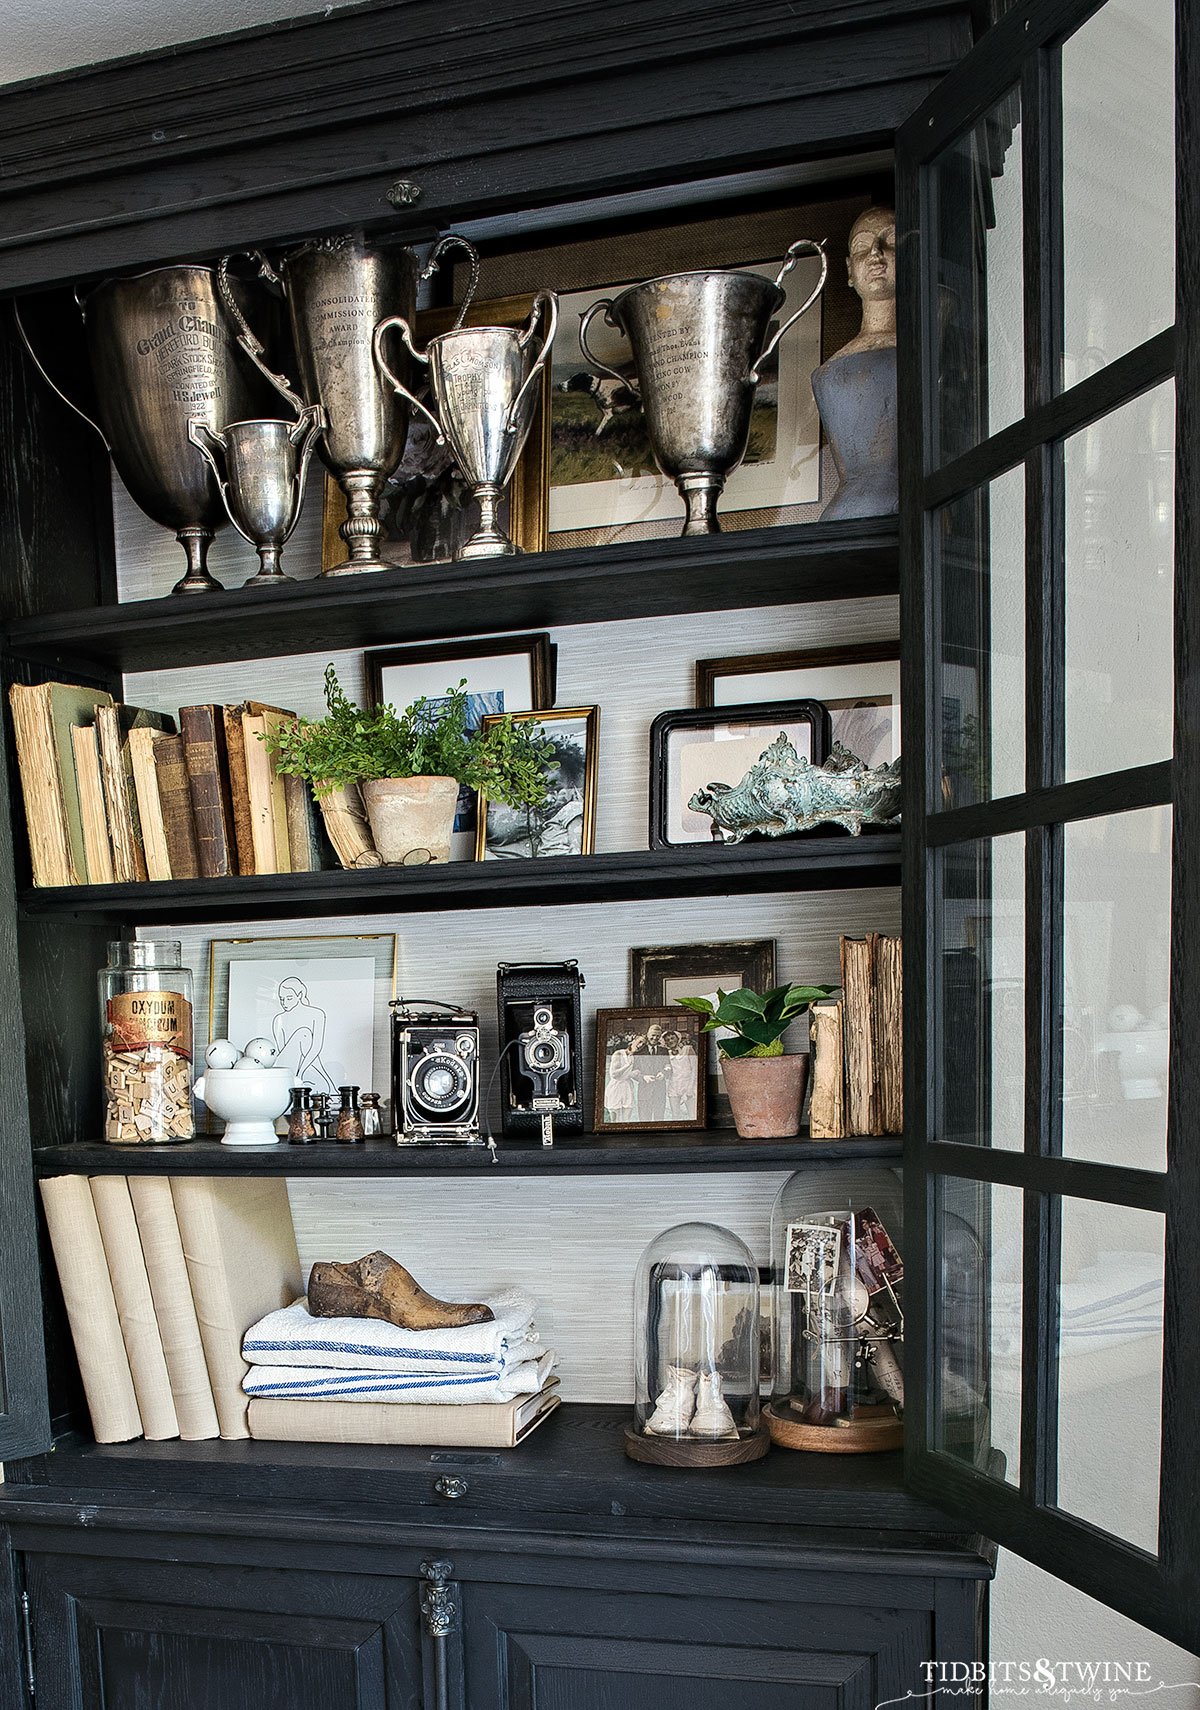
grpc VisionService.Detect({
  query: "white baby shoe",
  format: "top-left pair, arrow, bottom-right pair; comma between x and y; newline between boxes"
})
690,1369 -> 738,1438
645,1365 -> 698,1435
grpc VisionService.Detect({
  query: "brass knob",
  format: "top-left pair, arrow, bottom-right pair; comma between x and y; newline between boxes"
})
434,1475 -> 469,1500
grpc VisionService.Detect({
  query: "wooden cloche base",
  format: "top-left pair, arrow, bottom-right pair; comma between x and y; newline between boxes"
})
765,1401 -> 903,1454
624,1423 -> 771,1467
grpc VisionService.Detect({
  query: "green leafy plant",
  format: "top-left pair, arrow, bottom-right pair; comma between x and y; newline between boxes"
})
676,982 -> 836,1059
264,665 -> 554,810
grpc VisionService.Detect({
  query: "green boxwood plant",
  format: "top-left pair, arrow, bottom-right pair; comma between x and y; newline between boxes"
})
676,982 -> 836,1058
264,665 -> 554,811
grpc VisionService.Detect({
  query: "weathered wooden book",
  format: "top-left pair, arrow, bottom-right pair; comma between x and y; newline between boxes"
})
247,1380 -> 561,1449
224,701 -> 297,876
172,1177 -> 302,1440
127,1175 -> 220,1440
127,724 -> 173,883
283,773 -> 334,873
152,733 -> 202,880
90,1176 -> 179,1440
875,935 -> 904,1136
9,680 -> 114,886
70,722 -> 115,886
96,704 -> 175,884
808,998 -> 846,1140
179,704 -> 237,878
242,709 -> 292,874
840,934 -> 881,1137
39,1175 -> 142,1443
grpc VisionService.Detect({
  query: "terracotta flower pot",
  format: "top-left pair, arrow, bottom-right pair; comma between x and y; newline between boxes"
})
719,1053 -> 809,1139
360,776 -> 459,865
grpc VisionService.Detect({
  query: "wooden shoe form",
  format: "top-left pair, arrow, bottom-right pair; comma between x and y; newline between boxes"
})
307,1250 -> 494,1330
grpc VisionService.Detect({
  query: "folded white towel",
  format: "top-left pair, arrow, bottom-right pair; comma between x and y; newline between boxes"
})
243,1349 -> 556,1404
243,1290 -> 536,1373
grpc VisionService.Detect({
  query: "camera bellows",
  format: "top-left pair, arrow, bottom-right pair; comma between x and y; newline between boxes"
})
307,1252 -> 494,1331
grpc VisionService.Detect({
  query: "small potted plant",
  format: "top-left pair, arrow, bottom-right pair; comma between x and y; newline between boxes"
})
676,983 -> 835,1139
265,665 -> 553,866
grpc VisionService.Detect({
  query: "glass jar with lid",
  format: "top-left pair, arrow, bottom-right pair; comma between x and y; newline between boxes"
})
100,940 -> 194,1144
767,1167 -> 904,1451
626,1220 -> 768,1467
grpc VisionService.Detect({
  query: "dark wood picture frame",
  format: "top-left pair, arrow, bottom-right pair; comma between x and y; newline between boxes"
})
631,940 -> 777,1008
593,1007 -> 708,1132
648,700 -> 831,851
695,642 -> 901,768
365,633 -> 555,716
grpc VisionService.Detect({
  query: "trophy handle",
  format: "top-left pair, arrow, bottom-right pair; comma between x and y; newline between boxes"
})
505,290 -> 559,436
748,239 -> 828,385
217,250 -> 307,417
372,315 -> 445,444
579,298 -> 638,395
187,418 -> 249,544
284,405 -> 327,544
419,233 -> 482,332
11,300 -> 111,451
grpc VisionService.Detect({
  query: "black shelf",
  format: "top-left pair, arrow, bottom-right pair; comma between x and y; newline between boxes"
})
33,1131 -> 902,1178
3,519 -> 899,674
18,833 -> 902,924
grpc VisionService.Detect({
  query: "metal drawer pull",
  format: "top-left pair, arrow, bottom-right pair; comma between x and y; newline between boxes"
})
434,1475 -> 469,1499
420,1558 -> 458,1710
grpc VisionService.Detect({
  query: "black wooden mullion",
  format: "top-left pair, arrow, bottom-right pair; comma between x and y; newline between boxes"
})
926,759 -> 1172,845
925,1141 -> 1168,1214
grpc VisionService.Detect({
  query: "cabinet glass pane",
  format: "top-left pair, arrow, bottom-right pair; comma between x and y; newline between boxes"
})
933,90 -> 1024,464
1061,806 -> 1171,1172
1061,0 -> 1175,388
937,464 -> 1025,810
1056,1197 -> 1164,1553
1064,382 -> 1175,782
937,1175 -> 1022,1483
937,833 -> 1024,1150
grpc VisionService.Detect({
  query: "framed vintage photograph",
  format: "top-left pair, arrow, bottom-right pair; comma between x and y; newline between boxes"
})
649,700 -> 831,850
475,706 -> 599,861
207,934 -> 397,1113
631,939 -> 777,1129
367,634 -> 555,860
549,253 -> 822,544
321,292 -> 551,571
593,1007 -> 707,1132
695,642 -> 901,768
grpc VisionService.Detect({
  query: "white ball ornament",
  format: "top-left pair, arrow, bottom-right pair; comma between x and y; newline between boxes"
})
231,1055 -> 259,1071
205,1040 -> 240,1070
242,1038 -> 278,1067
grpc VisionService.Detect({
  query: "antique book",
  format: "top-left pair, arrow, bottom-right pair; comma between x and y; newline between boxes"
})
242,709 -> 292,874
179,704 -> 237,878
9,680 -> 114,886
90,1176 -> 179,1440
127,1175 -> 220,1440
283,773 -> 332,873
127,724 -> 173,883
840,934 -> 881,1137
808,998 -> 846,1140
224,701 -> 296,876
317,781 -> 376,871
152,732 -> 201,880
172,1177 -> 302,1440
247,1379 -> 561,1449
70,722 -> 115,886
97,705 -> 174,884
875,934 -> 904,1136
39,1174 -> 142,1443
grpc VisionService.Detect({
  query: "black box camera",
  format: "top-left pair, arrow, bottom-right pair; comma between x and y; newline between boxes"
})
496,961 -> 586,1143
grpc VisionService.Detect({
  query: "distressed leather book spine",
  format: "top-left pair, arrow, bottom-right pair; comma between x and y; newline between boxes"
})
222,703 -> 257,877
153,733 -> 201,881
180,704 -> 236,878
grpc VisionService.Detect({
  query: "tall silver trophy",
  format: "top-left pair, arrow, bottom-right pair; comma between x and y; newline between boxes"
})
16,265 -> 278,593
189,405 -> 325,587
219,235 -> 422,576
579,240 -> 827,535
374,284 -> 557,560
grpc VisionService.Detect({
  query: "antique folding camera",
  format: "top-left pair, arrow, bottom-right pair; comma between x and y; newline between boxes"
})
390,1000 -> 482,1145
496,960 -> 586,1145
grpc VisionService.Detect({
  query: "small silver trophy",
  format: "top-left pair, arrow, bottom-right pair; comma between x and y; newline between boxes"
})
188,405 -> 325,587
578,240 -> 827,535
374,257 -> 557,560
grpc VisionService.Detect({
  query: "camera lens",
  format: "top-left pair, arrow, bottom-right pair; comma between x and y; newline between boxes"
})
424,1066 -> 456,1100
529,1039 -> 558,1068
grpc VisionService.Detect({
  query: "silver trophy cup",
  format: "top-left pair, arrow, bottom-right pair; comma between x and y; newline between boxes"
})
578,240 -> 827,535
188,405 -> 325,587
219,236 -> 422,576
373,291 -> 557,560
15,265 -> 278,593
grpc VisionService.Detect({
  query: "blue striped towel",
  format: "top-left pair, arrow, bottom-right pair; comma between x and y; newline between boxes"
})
242,1289 -> 537,1374
243,1349 -> 556,1404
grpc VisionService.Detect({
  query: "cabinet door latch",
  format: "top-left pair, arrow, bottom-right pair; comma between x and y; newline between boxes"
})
19,1590 -> 35,1702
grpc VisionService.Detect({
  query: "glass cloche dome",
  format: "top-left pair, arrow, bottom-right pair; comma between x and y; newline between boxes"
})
626,1221 -> 768,1467
767,1167 -> 904,1453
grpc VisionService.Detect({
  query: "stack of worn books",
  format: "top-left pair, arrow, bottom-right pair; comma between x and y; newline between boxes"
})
241,1292 -> 559,1448
808,933 -> 904,1138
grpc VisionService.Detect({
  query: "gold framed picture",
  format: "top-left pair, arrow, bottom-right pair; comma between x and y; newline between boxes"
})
474,706 -> 600,861
320,292 -> 551,571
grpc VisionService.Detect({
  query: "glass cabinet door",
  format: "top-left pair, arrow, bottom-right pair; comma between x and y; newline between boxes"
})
898,0 -> 1197,1652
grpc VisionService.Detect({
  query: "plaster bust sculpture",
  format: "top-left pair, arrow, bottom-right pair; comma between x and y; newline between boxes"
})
811,206 -> 898,520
